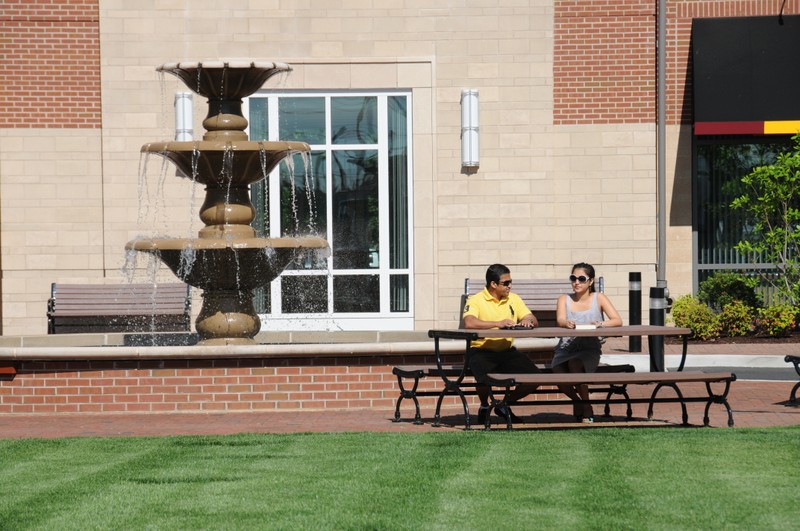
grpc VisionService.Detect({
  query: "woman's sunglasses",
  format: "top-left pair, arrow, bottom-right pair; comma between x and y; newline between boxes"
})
569,275 -> 591,283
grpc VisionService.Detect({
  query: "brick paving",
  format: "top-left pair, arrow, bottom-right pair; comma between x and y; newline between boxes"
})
0,338 -> 798,439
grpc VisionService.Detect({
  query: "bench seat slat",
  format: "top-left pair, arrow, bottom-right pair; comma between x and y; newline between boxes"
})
50,309 -> 188,316
487,371 -> 735,386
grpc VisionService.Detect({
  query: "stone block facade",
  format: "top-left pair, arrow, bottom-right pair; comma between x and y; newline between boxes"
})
0,1 -> 789,335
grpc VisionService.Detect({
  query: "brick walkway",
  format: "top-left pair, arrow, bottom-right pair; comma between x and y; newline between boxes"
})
1,338 -> 798,438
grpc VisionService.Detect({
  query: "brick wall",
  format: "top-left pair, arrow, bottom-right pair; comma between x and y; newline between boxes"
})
0,354 -> 458,414
0,351 -> 562,415
0,0 -> 101,128
554,0 -> 656,125
554,0 -> 791,126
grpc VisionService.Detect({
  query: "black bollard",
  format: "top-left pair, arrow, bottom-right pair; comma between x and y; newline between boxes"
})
629,272 -> 641,352
648,287 -> 666,371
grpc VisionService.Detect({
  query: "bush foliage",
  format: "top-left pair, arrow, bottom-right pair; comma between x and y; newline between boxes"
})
697,272 -> 762,311
756,304 -> 797,337
671,295 -> 721,340
671,292 -> 797,340
718,301 -> 755,337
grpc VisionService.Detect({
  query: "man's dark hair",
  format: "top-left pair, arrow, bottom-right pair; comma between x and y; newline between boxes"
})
485,264 -> 510,287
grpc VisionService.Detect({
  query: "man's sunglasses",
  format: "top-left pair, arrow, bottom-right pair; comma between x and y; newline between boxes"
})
569,275 -> 591,283
497,280 -> 513,287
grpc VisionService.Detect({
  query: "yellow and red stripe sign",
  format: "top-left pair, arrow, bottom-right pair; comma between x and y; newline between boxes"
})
695,120 -> 800,135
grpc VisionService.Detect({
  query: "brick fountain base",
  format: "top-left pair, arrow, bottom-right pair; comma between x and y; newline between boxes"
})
0,334 -> 558,415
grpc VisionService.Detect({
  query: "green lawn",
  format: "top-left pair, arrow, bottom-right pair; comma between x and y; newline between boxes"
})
1,427 -> 797,530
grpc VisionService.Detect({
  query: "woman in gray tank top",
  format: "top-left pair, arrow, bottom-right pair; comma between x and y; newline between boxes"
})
552,262 -> 622,422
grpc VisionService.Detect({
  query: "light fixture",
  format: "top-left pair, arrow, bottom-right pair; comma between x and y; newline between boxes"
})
460,89 -> 479,167
174,92 -> 193,141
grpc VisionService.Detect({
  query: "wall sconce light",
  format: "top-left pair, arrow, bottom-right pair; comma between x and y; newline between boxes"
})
460,89 -> 479,167
174,92 -> 193,141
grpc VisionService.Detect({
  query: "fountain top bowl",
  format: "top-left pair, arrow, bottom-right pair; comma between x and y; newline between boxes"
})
157,60 -> 292,100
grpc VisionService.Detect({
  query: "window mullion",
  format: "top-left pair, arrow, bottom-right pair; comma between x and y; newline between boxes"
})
377,96 -> 390,313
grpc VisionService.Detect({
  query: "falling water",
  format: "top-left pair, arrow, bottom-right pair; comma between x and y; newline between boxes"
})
300,151 -> 317,234
121,248 -> 139,283
258,142 -> 271,236
176,246 -> 196,280
137,149 -> 152,226
157,70 -> 168,136
195,63 -> 203,95
221,142 -> 234,188
283,154 -> 301,235
188,141 -> 201,231
154,150 -> 171,236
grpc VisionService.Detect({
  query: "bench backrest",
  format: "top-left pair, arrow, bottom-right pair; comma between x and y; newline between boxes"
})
48,282 -> 192,334
461,278 -> 593,327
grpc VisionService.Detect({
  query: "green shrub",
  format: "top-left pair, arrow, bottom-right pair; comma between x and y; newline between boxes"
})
755,304 -> 797,337
671,294 -> 721,340
718,300 -> 755,337
697,272 -> 762,311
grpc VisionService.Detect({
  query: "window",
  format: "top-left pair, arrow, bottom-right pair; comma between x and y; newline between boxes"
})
246,92 -> 413,330
693,136 -> 792,298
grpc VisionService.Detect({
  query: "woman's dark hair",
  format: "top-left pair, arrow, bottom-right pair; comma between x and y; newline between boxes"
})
572,262 -> 596,292
485,263 -> 510,287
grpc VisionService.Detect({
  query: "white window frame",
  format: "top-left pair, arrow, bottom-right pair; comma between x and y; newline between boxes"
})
244,90 -> 414,331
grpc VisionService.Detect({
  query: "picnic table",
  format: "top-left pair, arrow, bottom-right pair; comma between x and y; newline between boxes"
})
423,325 -> 735,428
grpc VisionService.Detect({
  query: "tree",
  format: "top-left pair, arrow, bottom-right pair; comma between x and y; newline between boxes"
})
730,134 -> 800,305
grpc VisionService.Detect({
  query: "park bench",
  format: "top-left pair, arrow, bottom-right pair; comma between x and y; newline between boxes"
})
47,282 -> 192,334
786,355 -> 800,403
392,361 -> 635,426
461,277 -> 577,327
484,371 -> 737,429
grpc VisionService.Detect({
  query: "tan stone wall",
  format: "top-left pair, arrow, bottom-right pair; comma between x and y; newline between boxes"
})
2,1 -> 708,335
0,129 -> 103,335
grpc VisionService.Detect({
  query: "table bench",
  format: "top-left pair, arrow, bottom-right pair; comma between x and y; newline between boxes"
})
786,355 -> 800,403
47,282 -> 192,334
392,362 -> 635,425
485,371 -> 736,429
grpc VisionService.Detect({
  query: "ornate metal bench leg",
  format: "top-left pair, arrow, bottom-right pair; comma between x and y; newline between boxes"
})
393,370 -> 423,424
705,380 -> 735,427
603,391 -> 612,417
432,383 -> 471,429
603,384 -> 631,418
649,382 -> 687,424
624,390 -> 633,419
786,356 -> 800,404
433,393 -> 445,427
486,380 -> 513,430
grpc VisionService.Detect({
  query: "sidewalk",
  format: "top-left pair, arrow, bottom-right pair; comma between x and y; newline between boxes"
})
0,338 -> 798,439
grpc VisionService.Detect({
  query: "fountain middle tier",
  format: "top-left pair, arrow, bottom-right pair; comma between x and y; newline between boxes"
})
126,236 -> 329,291
142,140 -> 311,186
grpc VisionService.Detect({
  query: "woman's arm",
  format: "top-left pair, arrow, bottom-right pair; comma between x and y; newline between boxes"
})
556,294 -> 574,328
595,292 -> 623,328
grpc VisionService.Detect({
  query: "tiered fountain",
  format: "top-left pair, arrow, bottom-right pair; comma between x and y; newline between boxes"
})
126,61 -> 329,345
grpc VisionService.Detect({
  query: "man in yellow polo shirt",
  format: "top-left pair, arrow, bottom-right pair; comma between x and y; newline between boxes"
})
463,264 -> 541,423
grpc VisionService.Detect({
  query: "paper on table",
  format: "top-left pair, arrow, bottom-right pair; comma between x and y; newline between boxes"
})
575,324 -> 597,330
